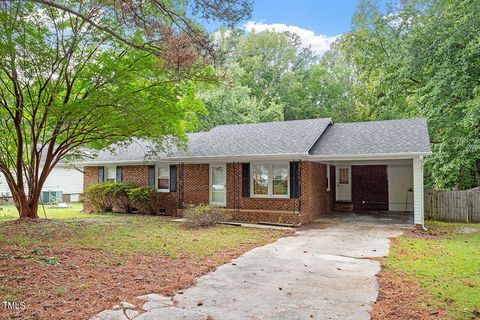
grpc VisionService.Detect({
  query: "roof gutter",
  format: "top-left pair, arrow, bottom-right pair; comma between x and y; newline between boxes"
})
307,151 -> 432,161
74,151 -> 433,166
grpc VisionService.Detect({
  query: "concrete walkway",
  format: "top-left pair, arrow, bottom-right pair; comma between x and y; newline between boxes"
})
174,221 -> 403,320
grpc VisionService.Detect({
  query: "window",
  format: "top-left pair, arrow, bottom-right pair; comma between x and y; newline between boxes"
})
157,164 -> 170,192
272,165 -> 288,195
251,164 -> 289,197
41,191 -> 63,204
339,168 -> 349,184
252,164 -> 269,195
105,166 -> 116,182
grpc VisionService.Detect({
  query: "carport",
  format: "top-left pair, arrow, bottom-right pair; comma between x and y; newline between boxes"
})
308,119 -> 432,228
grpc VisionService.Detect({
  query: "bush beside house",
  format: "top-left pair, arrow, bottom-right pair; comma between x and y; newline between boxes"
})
83,182 -> 157,214
184,204 -> 231,228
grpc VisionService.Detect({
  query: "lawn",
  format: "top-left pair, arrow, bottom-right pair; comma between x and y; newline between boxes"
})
0,206 -> 290,319
0,202 -> 112,221
378,222 -> 480,320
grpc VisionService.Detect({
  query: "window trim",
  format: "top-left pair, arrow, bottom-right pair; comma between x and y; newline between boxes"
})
105,165 -> 117,183
156,163 -> 170,192
250,163 -> 290,198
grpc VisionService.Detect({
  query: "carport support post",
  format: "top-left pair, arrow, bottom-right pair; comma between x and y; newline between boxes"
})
413,156 -> 425,228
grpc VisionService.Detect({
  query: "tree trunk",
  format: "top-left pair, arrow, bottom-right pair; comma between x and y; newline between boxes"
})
19,204 -> 39,219
6,180 -> 40,219
17,194 -> 39,219
14,194 -> 38,219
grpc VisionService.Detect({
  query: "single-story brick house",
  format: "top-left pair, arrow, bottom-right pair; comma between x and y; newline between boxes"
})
79,118 -> 431,227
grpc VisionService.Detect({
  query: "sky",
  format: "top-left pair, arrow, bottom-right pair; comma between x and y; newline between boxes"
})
206,0 -> 360,55
250,0 -> 359,36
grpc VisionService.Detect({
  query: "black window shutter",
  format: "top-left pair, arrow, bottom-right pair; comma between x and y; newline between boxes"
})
290,162 -> 299,198
148,165 -> 155,187
169,165 -> 177,192
98,166 -> 104,183
242,163 -> 250,197
116,166 -> 123,182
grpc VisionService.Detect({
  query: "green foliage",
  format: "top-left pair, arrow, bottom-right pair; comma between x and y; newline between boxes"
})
0,1 -> 217,218
105,182 -> 137,213
83,183 -> 114,213
184,204 -> 231,228
340,0 -> 480,189
39,257 -> 59,266
84,183 -> 160,214
199,1 -> 479,190
196,29 -> 354,130
0,203 -> 113,222
386,222 -> 480,319
127,186 -> 157,214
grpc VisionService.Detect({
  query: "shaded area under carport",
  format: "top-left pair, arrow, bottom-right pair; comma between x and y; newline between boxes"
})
313,211 -> 414,228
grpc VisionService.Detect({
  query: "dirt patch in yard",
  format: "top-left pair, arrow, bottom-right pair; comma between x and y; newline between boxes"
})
372,261 -> 449,320
0,231 -> 291,320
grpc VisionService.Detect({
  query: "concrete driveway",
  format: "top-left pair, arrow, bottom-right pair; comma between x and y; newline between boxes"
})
174,218 -> 404,320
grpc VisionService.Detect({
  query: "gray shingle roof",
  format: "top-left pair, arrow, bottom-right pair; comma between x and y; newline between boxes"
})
309,118 -> 431,156
78,117 -> 431,164
79,139 -> 161,163
172,118 -> 332,158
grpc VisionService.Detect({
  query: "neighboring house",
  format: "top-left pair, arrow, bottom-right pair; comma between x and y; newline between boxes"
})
0,164 -> 84,203
79,118 -> 431,227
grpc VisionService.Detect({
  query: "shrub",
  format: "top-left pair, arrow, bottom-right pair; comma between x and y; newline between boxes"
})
128,186 -> 156,214
83,183 -> 113,213
184,204 -> 231,228
83,182 -> 136,213
106,182 -> 136,213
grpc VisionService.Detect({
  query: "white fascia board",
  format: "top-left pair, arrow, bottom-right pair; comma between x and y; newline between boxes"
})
73,151 -> 432,166
307,151 -> 432,162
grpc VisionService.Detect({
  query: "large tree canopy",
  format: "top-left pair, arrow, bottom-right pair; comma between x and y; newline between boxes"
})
197,0 -> 479,189
0,0 -> 251,219
340,0 -> 480,189
196,29 -> 353,130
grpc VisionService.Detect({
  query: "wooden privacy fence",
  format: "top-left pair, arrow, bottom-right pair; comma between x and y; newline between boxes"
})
424,190 -> 480,223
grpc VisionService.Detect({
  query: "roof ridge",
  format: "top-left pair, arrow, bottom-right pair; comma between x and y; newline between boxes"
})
210,117 -> 332,130
335,117 -> 426,125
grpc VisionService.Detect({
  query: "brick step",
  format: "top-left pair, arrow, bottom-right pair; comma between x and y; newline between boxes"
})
334,202 -> 353,212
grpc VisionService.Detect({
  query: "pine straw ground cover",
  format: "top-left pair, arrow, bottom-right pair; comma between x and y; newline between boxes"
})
372,222 -> 480,320
0,209 -> 291,320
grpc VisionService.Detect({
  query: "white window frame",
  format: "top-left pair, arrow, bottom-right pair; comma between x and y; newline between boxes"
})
105,166 -> 116,183
156,163 -> 170,193
250,163 -> 290,198
326,164 -> 330,192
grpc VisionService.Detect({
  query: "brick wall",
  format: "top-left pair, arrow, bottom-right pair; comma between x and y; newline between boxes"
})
83,166 -> 98,212
226,163 -> 296,211
83,165 -> 179,214
84,166 -> 98,188
225,161 -> 329,225
299,162 -> 329,224
121,166 -> 148,186
351,165 -> 388,211
183,164 -> 210,205
83,162 -> 331,225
